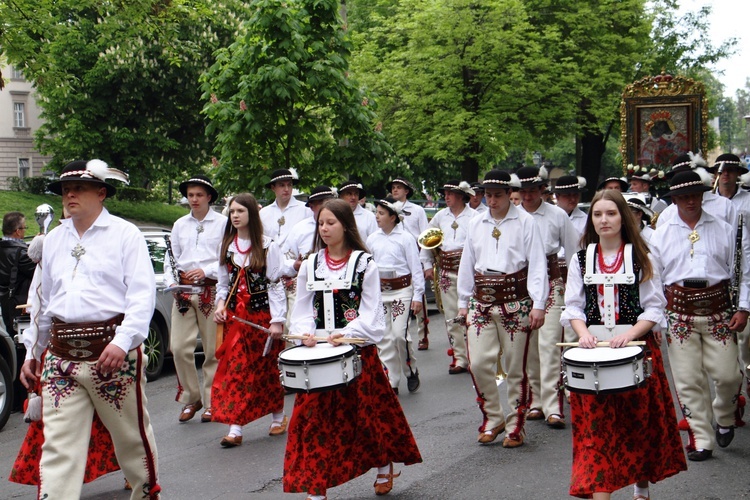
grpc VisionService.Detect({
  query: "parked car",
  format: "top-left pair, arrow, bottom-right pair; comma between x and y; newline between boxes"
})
0,318 -> 17,430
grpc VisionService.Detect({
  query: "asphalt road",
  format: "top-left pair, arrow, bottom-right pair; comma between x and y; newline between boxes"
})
2,311 -> 750,499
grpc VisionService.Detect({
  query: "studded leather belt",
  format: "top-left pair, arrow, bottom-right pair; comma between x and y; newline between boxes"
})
440,249 -> 463,273
558,261 -> 568,284
547,254 -> 561,281
473,268 -> 529,304
664,280 -> 731,316
49,314 -> 125,361
380,274 -> 412,291
179,271 -> 217,287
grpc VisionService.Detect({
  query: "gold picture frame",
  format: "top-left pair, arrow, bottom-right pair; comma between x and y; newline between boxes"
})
620,72 -> 708,174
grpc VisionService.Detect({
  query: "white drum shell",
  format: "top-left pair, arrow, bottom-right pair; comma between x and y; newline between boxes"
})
563,346 -> 650,395
278,343 -> 361,393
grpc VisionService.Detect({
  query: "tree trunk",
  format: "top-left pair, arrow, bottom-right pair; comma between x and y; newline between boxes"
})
577,130 -> 605,202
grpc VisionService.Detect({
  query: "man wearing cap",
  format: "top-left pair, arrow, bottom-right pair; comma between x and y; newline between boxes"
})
165,175 -> 226,423
629,172 -> 668,214
20,160 -> 160,498
650,169 -> 749,462
457,169 -> 548,447
469,182 -> 488,214
387,177 -> 431,350
517,166 -> 580,428
553,174 -> 588,266
339,177 -> 377,242
421,180 -> 476,374
711,153 -> 750,414
623,193 -> 656,244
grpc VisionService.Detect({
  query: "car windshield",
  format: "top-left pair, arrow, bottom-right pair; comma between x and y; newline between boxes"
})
145,237 -> 167,274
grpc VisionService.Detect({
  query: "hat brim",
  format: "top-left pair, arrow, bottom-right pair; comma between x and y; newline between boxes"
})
179,181 -> 219,202
518,179 -> 547,189
441,187 -> 474,198
554,187 -> 587,194
265,178 -> 300,189
661,184 -> 711,198
47,178 -> 116,198
305,194 -> 334,207
597,179 -> 629,191
707,165 -> 750,175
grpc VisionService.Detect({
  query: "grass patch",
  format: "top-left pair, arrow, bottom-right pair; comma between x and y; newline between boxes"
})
0,190 -> 188,230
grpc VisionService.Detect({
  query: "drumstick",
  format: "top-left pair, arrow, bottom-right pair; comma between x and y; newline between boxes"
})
15,304 -> 31,309
283,335 -> 366,345
228,314 -> 272,334
556,341 -> 646,347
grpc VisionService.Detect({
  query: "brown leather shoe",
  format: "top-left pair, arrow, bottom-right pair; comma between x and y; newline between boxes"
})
269,415 -> 288,436
178,401 -> 202,422
502,433 -> 525,448
477,423 -> 505,444
526,408 -> 544,420
546,414 -> 566,429
448,365 -> 468,375
220,434 -> 243,447
418,338 -> 429,350
374,463 -> 401,496
201,408 -> 213,423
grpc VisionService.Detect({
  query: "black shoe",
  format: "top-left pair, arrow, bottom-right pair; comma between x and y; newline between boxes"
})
407,371 -> 420,393
448,365 -> 468,375
687,449 -> 713,461
716,425 -> 735,448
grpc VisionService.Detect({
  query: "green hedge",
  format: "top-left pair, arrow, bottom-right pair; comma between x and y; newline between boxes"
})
115,186 -> 153,202
7,176 -> 49,194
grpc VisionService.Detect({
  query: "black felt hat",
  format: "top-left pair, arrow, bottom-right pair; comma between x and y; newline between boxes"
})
179,175 -> 219,202
48,159 -> 129,199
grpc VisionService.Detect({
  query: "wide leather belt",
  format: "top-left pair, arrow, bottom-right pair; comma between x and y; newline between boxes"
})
473,268 -> 529,304
440,249 -> 463,273
179,271 -> 217,287
49,314 -> 125,361
380,274 -> 412,291
547,254 -> 561,281
664,280 -> 731,316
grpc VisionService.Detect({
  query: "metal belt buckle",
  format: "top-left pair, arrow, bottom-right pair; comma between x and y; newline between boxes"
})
481,287 -> 496,295
382,282 -> 393,291
693,299 -> 712,308
481,294 -> 496,303
66,339 -> 91,349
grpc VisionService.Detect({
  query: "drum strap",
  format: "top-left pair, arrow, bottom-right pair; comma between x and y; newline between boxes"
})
305,250 -> 364,334
583,243 -> 636,329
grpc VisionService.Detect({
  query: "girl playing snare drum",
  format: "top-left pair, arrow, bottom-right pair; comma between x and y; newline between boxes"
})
284,199 -> 422,500
212,194 -> 288,447
560,189 -> 686,499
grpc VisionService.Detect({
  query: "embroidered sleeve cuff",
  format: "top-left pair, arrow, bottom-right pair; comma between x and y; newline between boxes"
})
560,307 -> 586,328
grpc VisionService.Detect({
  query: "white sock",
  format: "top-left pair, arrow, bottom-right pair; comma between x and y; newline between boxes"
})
272,412 -> 285,423
718,426 -> 732,434
376,464 -> 390,484
634,485 -> 649,498
229,424 -> 242,437
308,495 -> 325,500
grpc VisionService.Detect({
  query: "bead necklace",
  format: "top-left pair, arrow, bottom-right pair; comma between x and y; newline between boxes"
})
234,234 -> 251,255
325,248 -> 352,271
597,243 -> 624,274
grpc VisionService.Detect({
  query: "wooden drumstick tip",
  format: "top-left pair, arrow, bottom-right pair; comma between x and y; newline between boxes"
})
15,304 -> 31,309
555,341 -> 646,347
282,334 -> 365,344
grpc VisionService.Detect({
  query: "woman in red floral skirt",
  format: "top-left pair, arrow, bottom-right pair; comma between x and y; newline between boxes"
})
212,193 -> 287,447
284,199 -> 422,500
560,189 -> 686,500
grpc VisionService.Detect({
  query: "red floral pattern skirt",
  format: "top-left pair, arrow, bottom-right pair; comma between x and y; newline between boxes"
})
9,412 -> 119,485
211,300 -> 285,425
283,345 -> 422,495
569,335 -> 687,498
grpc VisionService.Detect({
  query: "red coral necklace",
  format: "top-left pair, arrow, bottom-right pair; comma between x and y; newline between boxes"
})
234,234 -> 251,255
325,248 -> 351,271
597,243 -> 624,274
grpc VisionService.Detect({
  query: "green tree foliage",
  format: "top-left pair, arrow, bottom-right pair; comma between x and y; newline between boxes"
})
349,0 -> 580,184
0,0 -> 243,187
201,0 -> 390,195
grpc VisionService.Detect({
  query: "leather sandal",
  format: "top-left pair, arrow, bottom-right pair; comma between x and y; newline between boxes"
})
269,415 -> 289,436
418,338 -> 429,350
477,423 -> 505,444
526,408 -> 544,420
178,401 -> 202,422
220,434 -> 243,447
201,407 -> 213,423
374,462 -> 400,496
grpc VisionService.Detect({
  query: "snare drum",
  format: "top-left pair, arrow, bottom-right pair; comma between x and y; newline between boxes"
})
562,346 -> 651,395
278,343 -> 362,393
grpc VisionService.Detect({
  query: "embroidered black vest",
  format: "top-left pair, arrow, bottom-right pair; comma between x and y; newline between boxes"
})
312,253 -> 369,330
578,248 -> 643,326
226,249 -> 269,312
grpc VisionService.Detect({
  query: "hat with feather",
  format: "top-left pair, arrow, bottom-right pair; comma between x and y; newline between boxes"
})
48,159 -> 129,199
374,196 -> 408,223
265,168 -> 300,188
554,174 -> 587,194
440,179 -> 475,201
710,153 -> 749,175
515,166 -> 548,188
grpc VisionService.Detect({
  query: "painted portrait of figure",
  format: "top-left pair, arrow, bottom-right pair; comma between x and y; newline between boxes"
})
637,108 -> 689,167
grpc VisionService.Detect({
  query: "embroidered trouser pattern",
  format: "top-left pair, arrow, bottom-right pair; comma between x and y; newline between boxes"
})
526,278 -> 565,417
440,270 -> 467,368
667,309 -> 743,451
39,347 -> 159,499
377,285 -> 417,389
466,297 -> 533,439
171,293 -> 218,407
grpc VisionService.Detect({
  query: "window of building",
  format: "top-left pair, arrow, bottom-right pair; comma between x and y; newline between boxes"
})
18,158 -> 31,179
13,102 -> 26,128
11,66 -> 24,80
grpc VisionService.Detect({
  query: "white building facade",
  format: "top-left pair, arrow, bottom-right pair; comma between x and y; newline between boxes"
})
0,63 -> 52,188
